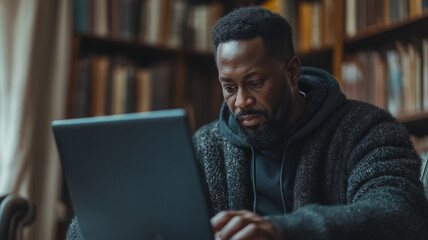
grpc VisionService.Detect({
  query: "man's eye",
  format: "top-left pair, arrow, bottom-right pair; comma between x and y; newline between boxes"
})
224,85 -> 236,93
249,80 -> 263,88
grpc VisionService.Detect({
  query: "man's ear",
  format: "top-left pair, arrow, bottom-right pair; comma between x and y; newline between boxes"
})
284,56 -> 301,86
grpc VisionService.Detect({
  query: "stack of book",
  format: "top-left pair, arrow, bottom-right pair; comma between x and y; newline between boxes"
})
70,55 -> 171,118
261,0 -> 335,52
73,0 -> 223,52
341,39 -> 428,116
345,0 -> 428,37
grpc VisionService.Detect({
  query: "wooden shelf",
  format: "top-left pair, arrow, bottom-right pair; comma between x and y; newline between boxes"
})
345,11 -> 428,50
74,33 -> 215,64
397,112 -> 428,137
297,44 -> 333,58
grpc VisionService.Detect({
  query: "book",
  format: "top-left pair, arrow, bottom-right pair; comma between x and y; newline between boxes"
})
396,42 -> 411,114
124,66 -> 136,113
151,61 -> 171,110
345,0 -> 392,34
390,0 -> 398,22
120,0 -> 140,39
409,0 -> 423,17
91,56 -> 110,116
367,0 -> 377,27
386,49 -> 403,116
135,68 -> 152,112
194,5 -> 214,51
346,0 -> 357,37
423,38 -> 428,111
92,0 -> 108,37
110,0 -> 121,38
77,57 -> 93,117
342,54 -> 363,101
416,47 -> 422,112
372,52 -> 386,109
104,57 -> 115,115
111,64 -> 127,115
183,5 -> 196,50
408,44 -> 422,113
144,0 -> 168,45
375,0 -> 385,25
69,58 -> 82,117
299,2 -> 313,52
357,0 -> 367,31
73,0 -> 89,33
167,0 -> 187,48
399,0 -> 408,20
208,2 -> 224,51
261,0 -> 288,18
138,0 -> 153,42
311,2 -> 321,49
322,0 -> 334,46
384,0 -> 390,25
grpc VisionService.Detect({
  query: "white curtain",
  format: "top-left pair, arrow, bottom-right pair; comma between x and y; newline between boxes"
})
0,0 -> 71,239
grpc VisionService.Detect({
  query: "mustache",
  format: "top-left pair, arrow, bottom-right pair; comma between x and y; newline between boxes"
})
235,110 -> 269,120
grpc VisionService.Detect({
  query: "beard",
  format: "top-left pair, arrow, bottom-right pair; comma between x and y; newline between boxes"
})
234,109 -> 285,150
233,76 -> 296,150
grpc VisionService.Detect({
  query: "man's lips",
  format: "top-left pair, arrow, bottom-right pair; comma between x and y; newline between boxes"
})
239,114 -> 263,127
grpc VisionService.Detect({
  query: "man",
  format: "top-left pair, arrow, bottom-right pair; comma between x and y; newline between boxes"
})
68,6 -> 428,240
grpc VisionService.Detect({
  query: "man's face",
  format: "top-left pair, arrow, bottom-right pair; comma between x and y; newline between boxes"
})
216,37 -> 299,147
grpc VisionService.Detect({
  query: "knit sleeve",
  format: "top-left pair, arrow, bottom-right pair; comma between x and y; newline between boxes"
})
66,216 -> 83,240
266,104 -> 428,240
192,121 -> 223,217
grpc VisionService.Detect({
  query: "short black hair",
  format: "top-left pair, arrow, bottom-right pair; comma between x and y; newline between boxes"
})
212,6 -> 295,62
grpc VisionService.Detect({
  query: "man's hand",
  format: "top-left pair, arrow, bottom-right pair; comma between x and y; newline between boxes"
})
210,210 -> 281,240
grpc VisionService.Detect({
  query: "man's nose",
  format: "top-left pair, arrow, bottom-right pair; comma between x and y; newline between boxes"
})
235,88 -> 254,109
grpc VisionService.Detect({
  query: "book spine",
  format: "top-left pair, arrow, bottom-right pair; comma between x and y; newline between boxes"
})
73,0 -> 89,33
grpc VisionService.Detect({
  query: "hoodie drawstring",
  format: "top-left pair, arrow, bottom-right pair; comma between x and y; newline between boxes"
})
279,141 -> 291,214
250,146 -> 257,212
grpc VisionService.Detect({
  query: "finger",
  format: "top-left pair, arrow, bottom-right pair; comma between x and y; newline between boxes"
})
230,220 -> 280,240
211,211 -> 240,233
230,223 -> 260,240
211,210 -> 254,235
217,212 -> 255,240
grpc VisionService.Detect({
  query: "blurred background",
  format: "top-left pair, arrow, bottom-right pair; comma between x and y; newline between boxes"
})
0,0 -> 428,239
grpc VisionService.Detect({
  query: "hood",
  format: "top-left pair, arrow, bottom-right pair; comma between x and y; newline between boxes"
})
219,66 -> 347,148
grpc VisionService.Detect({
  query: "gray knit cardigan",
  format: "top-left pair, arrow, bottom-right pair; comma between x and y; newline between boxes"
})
66,67 -> 428,239
192,100 -> 428,240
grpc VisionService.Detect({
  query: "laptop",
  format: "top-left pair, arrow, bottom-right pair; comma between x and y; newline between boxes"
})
52,109 -> 214,240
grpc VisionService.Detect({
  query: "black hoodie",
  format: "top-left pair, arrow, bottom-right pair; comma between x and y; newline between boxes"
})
219,66 -> 347,215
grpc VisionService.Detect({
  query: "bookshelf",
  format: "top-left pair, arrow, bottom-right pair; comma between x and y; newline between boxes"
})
67,0 -> 428,161
345,11 -> 428,50
61,0 -> 428,237
271,0 -> 428,135
68,0 -> 243,130
260,0 -> 428,172
68,32 -> 216,117
276,0 -> 428,184
340,0 -> 428,138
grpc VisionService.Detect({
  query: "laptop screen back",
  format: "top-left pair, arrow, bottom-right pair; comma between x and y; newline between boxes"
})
52,109 -> 213,240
